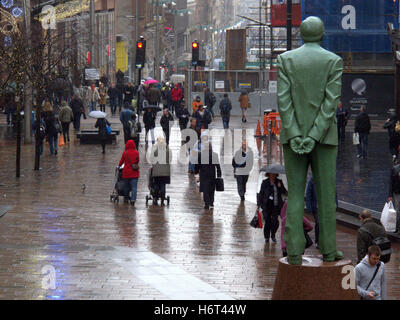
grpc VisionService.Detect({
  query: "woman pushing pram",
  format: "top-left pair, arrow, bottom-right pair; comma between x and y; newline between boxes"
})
146,137 -> 172,206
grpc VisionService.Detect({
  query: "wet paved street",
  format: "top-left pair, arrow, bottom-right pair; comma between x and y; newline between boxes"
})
0,112 -> 399,300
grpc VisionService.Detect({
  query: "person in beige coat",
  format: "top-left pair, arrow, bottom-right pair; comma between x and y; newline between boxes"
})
238,91 -> 250,123
98,82 -> 108,112
58,101 -> 74,142
86,83 -> 100,112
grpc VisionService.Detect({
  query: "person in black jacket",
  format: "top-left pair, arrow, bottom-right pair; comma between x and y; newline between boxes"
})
194,141 -> 222,210
383,109 -> 400,162
44,110 -> 61,156
108,83 -> 119,115
123,82 -> 135,103
257,172 -> 288,243
204,87 -> 216,118
193,104 -> 212,131
232,141 -> 254,201
143,108 -> 156,145
176,100 -> 190,131
355,106 -> 371,159
388,163 -> 400,233
70,94 -> 84,132
219,94 -> 232,129
95,117 -> 111,154
336,101 -> 349,142
160,107 -> 174,145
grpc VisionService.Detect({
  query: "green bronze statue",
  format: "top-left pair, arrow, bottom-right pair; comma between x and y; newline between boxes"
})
277,16 -> 344,265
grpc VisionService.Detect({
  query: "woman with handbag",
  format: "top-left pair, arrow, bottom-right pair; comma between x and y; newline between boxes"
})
257,172 -> 287,243
118,140 -> 140,206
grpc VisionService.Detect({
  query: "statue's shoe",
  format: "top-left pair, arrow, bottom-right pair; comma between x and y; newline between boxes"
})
323,250 -> 344,262
287,255 -> 302,265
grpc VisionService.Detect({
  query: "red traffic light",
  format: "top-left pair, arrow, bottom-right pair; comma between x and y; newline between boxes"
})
192,42 -> 198,49
137,42 -> 143,49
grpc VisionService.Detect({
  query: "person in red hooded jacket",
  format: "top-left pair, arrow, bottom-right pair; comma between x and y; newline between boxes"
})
118,140 -> 140,206
170,83 -> 183,115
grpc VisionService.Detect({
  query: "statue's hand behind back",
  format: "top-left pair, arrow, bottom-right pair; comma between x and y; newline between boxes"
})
301,137 -> 316,154
290,137 -> 304,154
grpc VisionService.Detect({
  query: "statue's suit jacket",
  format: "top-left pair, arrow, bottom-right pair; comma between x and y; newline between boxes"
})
277,42 -> 343,146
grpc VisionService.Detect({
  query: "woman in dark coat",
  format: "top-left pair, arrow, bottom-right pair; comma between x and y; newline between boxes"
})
44,110 -> 60,156
194,141 -> 222,210
257,172 -> 288,243
95,117 -> 111,153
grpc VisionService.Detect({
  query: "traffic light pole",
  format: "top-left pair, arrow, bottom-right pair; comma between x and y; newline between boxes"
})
137,68 -> 142,119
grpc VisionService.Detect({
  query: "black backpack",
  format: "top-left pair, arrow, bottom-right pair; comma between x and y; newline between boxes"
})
361,227 -> 392,263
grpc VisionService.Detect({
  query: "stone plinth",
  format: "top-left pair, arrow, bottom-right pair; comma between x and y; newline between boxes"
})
272,256 -> 358,300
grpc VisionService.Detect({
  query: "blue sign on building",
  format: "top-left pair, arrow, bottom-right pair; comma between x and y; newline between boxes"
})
301,0 -> 399,53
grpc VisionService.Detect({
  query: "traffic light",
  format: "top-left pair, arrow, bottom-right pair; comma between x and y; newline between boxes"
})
192,40 -> 199,65
135,37 -> 146,69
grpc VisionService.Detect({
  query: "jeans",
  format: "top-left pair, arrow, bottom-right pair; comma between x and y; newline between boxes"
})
89,101 -> 96,112
236,175 -> 249,197
73,113 -> 81,131
145,128 -> 155,143
222,118 -> 230,129
263,206 -> 280,239
110,98 -> 117,115
125,178 -> 138,201
357,133 -> 368,158
48,133 -> 58,154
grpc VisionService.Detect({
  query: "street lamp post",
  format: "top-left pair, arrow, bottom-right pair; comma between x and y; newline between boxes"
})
155,0 -> 161,80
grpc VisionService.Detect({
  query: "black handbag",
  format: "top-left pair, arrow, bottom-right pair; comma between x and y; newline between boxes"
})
304,230 -> 313,249
215,177 -> 224,191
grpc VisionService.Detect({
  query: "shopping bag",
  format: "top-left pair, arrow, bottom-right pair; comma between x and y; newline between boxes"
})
215,178 -> 224,192
353,132 -> 359,145
381,201 -> 397,232
250,210 -> 263,229
58,134 -> 65,147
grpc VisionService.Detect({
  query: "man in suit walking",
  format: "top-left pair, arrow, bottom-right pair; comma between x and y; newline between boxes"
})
277,16 -> 344,265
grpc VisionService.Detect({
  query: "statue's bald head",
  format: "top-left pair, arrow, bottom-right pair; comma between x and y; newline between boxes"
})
300,16 -> 325,43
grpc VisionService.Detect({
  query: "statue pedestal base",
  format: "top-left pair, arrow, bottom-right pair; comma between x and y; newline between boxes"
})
272,256 -> 358,300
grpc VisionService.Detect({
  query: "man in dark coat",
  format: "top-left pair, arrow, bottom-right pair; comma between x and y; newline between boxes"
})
355,106 -> 371,159
147,84 -> 161,106
232,141 -> 254,201
336,101 -> 348,142
108,83 -> 119,115
176,100 -> 190,131
219,94 -> 232,129
143,108 -> 156,145
194,140 -> 222,210
69,93 -> 84,132
257,173 -> 288,243
120,103 -> 135,144
384,109 -> 400,162
116,70 -> 125,111
160,107 -> 174,145
124,82 -> 135,103
357,210 -> 387,263
204,87 -> 216,118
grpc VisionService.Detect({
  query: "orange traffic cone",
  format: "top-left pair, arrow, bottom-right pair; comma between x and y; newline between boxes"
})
59,134 -> 65,147
256,119 -> 261,153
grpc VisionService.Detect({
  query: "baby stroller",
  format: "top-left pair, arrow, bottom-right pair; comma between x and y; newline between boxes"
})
145,168 -> 170,206
110,165 -> 126,203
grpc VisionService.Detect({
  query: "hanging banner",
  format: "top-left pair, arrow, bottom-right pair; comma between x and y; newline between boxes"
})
301,0 -> 399,53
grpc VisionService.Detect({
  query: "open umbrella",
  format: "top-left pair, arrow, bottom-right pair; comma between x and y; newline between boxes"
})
144,79 -> 159,85
260,163 -> 285,175
88,111 -> 107,119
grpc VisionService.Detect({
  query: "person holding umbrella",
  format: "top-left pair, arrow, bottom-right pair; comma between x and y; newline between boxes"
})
90,111 -> 110,154
257,164 -> 288,243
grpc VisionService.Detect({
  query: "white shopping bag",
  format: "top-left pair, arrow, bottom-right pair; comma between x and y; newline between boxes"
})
353,133 -> 359,145
381,201 -> 397,232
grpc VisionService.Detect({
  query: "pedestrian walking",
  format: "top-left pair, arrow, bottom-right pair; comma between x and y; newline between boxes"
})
160,107 -> 174,145
120,102 -> 135,144
305,175 -> 319,248
95,117 -> 111,154
336,101 -> 348,142
147,83 -> 161,107
98,83 -> 107,113
86,83 -> 100,112
171,83 -> 183,115
69,94 -> 84,132
44,108 -> 61,156
355,245 -> 386,300
143,108 -> 156,145
186,118 -> 200,174
388,162 -> 400,233
194,138 -> 222,210
118,139 -> 140,206
176,100 -> 190,132
149,137 -> 172,206
116,69 -> 125,111
238,91 -> 250,123
191,96 -> 203,115
219,94 -> 232,129
193,104 -> 212,131
280,201 -> 314,257
58,101 -> 74,143
257,172 -> 288,243
232,141 -> 254,201
124,82 -> 135,104
357,210 -> 388,263
204,87 -> 216,118
355,106 -> 371,159
383,109 -> 400,163
107,83 -> 118,116
161,82 -> 171,109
